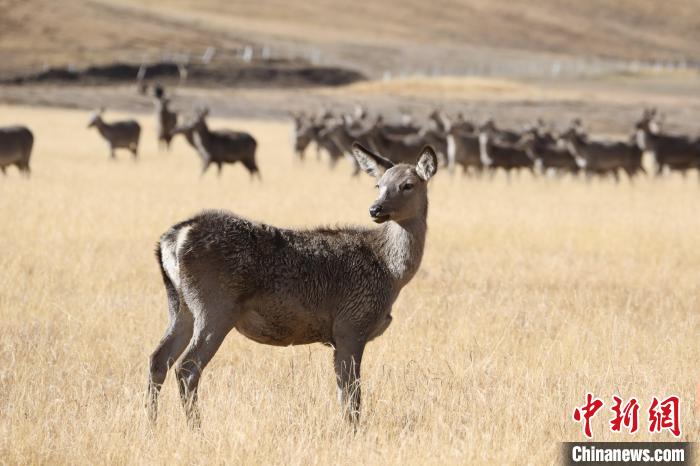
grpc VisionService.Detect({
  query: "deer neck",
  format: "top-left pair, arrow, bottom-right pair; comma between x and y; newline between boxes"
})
95,119 -> 110,135
374,205 -> 428,292
193,122 -> 213,157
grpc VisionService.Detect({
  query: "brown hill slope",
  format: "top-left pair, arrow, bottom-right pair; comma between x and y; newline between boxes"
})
0,0 -> 698,76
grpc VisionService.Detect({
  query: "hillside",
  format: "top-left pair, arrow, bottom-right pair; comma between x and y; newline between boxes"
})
1,0 -> 699,78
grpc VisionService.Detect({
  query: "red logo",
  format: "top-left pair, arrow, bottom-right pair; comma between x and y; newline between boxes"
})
573,393 -> 604,438
610,396 -> 640,434
648,396 -> 681,437
573,394 -> 681,438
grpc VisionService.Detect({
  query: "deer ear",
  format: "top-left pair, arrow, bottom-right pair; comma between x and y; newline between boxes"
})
352,143 -> 394,178
416,145 -> 438,181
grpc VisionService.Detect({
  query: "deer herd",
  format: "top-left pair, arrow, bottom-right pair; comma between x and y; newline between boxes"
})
1,96 -> 698,182
293,107 -> 700,182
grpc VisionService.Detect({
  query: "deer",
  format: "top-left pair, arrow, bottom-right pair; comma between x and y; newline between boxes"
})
439,113 -> 482,175
87,109 -> 141,160
479,124 -> 534,179
291,112 -> 314,159
292,121 -> 317,160
561,127 -> 645,181
172,108 -> 260,178
146,143 -> 438,428
154,94 -> 178,151
635,108 -> 700,177
0,125 -> 33,177
318,118 -> 379,176
521,127 -> 578,176
311,124 -> 347,169
480,119 -> 521,145
366,117 -> 428,164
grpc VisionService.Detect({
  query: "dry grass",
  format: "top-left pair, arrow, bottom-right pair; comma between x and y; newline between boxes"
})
0,104 -> 698,465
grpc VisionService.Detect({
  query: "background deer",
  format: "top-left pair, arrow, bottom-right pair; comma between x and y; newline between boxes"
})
635,108 -> 700,176
440,113 -> 482,175
147,143 -> 438,427
173,108 -> 259,178
153,87 -> 178,151
0,125 -> 34,176
479,125 -> 534,178
87,109 -> 141,160
562,127 -> 645,181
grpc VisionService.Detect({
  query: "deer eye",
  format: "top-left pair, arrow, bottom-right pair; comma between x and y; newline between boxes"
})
401,183 -> 413,191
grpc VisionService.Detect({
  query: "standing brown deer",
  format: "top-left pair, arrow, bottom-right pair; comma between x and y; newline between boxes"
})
87,109 -> 141,160
155,97 -> 178,151
147,143 -> 438,427
635,108 -> 700,177
172,108 -> 259,178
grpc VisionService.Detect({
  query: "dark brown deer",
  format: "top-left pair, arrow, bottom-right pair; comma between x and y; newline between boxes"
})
479,125 -> 534,178
440,113 -> 482,175
155,97 -> 178,151
172,109 -> 259,178
561,127 -> 645,181
0,125 -> 33,177
367,118 -> 426,164
87,109 -> 141,160
147,143 -> 438,427
522,127 -> 578,176
635,109 -> 700,176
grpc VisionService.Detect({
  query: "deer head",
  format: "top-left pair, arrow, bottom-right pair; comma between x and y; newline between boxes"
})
87,107 -> 105,128
352,143 -> 437,224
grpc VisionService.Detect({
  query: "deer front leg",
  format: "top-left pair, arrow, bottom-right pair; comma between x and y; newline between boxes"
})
333,335 -> 366,425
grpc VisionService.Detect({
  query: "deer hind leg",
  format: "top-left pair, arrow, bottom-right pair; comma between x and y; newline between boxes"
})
147,299 -> 193,423
200,158 -> 211,176
241,157 -> 260,179
612,169 -> 620,183
175,308 -> 235,428
333,335 -> 366,426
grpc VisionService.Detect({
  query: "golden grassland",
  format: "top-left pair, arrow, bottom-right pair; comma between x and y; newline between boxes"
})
320,72 -> 700,108
0,105 -> 698,465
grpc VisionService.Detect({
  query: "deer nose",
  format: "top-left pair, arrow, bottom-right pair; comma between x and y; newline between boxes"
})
369,205 -> 383,217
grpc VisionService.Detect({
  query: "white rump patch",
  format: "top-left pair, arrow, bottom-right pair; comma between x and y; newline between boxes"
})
160,225 -> 192,289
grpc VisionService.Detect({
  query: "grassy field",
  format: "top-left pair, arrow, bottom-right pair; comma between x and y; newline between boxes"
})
0,105 -> 698,464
